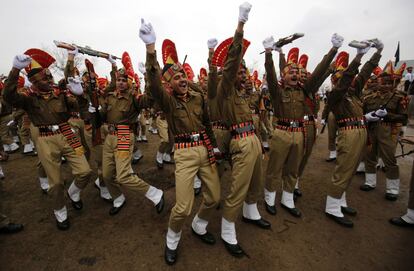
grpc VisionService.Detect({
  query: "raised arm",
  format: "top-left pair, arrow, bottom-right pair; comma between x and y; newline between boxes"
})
207,38 -> 219,100
263,36 -> 280,104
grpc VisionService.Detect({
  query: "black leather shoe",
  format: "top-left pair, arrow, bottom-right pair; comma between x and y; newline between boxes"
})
264,202 -> 277,215
221,239 -> 245,258
131,155 -> 143,165
68,192 -> 83,210
325,157 -> 336,162
164,246 -> 177,265
194,187 -> 202,196
56,219 -> 70,231
242,216 -> 271,229
0,223 -> 24,234
191,228 -> 216,244
385,193 -> 398,201
281,204 -> 302,217
389,217 -> 414,227
325,213 -> 353,228
109,201 -> 126,216
294,188 -> 302,197
155,195 -> 165,214
360,184 -> 375,191
341,206 -> 357,216
156,160 -> 163,169
41,188 -> 48,195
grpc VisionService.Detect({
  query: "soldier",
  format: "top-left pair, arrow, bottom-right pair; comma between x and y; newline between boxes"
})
4,51 -> 92,230
262,34 -> 341,217
361,62 -> 408,201
324,39 -> 383,227
140,18 -> 221,265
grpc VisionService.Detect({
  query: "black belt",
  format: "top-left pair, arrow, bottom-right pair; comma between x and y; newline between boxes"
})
304,115 -> 315,122
337,120 -> 365,128
230,123 -> 255,136
277,121 -> 304,128
108,123 -> 135,132
175,132 -> 205,143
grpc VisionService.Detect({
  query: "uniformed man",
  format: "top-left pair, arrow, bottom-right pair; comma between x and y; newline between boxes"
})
4,51 -> 92,230
140,18 -> 222,265
361,62 -> 408,201
263,34 -> 341,217
325,39 -> 383,227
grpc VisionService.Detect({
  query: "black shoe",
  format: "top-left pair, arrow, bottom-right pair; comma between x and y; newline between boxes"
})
325,157 -> 336,162
164,246 -> 177,265
0,223 -> 24,234
360,184 -> 375,191
191,228 -> 216,245
385,193 -> 398,201
156,161 -> 164,169
341,206 -> 357,216
242,216 -> 271,229
294,188 -> 303,198
109,201 -> 126,216
56,219 -> 70,231
68,192 -> 83,210
264,202 -> 277,215
194,187 -> 202,196
221,239 -> 245,258
281,204 -> 302,218
389,217 -> 414,227
131,156 -> 143,165
325,213 -> 353,228
41,188 -> 48,195
155,195 -> 165,214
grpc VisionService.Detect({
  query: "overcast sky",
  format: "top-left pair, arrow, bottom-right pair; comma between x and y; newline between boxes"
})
1,0 -> 413,81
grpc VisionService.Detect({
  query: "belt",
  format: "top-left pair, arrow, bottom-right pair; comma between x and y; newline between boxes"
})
108,123 -> 135,135
337,118 -> 366,130
175,132 -> 205,144
303,115 -> 316,122
174,131 -> 216,164
230,122 -> 255,139
276,121 -> 304,128
38,125 -> 61,136
211,121 -> 226,130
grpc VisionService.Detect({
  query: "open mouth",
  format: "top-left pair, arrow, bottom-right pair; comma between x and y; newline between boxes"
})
179,81 -> 188,88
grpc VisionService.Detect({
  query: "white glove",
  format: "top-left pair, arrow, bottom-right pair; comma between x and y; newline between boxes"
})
23,76 -> 32,88
364,111 -> 380,122
67,46 -> 78,56
273,45 -> 282,53
139,18 -> 156,45
67,76 -> 84,96
357,41 -> 371,55
262,36 -> 274,50
321,119 -> 326,126
13,55 -> 32,70
375,108 -> 387,117
107,55 -> 116,65
213,147 -> 221,154
370,38 -> 384,50
238,2 -> 252,23
207,38 -> 218,49
6,120 -> 15,127
331,33 -> 344,48
138,62 -> 146,75
88,103 -> 101,113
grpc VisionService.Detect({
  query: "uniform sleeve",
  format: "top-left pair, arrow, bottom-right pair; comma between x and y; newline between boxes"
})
64,59 -> 75,80
3,69 -> 33,109
264,51 -> 280,109
201,95 -> 217,147
145,51 -> 174,113
384,94 -> 408,124
279,52 -> 286,72
321,99 -> 330,120
207,51 -> 219,100
217,31 -> 244,98
304,47 -> 338,94
103,65 -> 117,96
353,52 -> 381,96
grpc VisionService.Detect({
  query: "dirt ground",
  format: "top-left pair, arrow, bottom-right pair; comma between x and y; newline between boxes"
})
1,121 -> 414,271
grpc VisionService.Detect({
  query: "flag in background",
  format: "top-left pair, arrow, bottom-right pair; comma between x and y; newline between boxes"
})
394,41 -> 400,67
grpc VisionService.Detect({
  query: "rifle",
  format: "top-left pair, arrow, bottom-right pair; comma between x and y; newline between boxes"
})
54,40 -> 120,60
395,137 -> 414,158
260,33 -> 304,54
84,59 -> 103,146
320,121 -> 327,134
348,39 -> 379,49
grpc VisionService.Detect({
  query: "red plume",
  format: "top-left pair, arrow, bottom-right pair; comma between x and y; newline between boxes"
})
373,67 -> 382,76
211,37 -> 251,68
24,48 -> 56,73
18,76 -> 25,88
97,78 -> 108,89
183,63 -> 195,81
122,51 -> 136,82
252,70 -> 258,81
298,54 -> 308,69
286,47 -> 299,65
335,51 -> 349,71
134,73 -> 140,89
162,39 -> 179,65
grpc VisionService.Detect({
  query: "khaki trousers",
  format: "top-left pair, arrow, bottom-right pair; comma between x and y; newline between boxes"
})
409,159 -> 414,209
83,125 -> 108,184
265,129 -> 304,193
0,114 -> 14,145
365,124 -> 400,179
139,112 -> 147,136
68,118 -> 89,158
328,128 -> 367,198
34,133 -> 92,210
102,133 -> 150,199
213,128 -> 231,177
169,145 -> 220,233
298,123 -> 316,177
156,116 -> 170,153
18,114 -> 31,145
328,112 -> 337,151
222,134 -> 263,222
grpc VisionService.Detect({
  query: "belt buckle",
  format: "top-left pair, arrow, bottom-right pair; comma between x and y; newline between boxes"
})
191,133 -> 200,142
360,120 -> 365,125
51,125 -> 59,132
291,121 -> 298,128
304,115 -> 309,121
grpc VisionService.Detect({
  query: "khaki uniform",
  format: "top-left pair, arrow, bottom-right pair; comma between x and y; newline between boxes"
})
146,51 -> 220,233
363,89 -> 407,179
4,69 -> 92,211
0,96 -> 14,146
216,30 -> 263,222
264,47 -> 337,194
327,52 -> 381,198
409,159 -> 414,209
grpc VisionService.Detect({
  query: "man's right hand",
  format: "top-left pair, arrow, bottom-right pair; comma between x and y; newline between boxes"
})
139,18 -> 156,45
13,55 -> 31,70
238,2 -> 252,23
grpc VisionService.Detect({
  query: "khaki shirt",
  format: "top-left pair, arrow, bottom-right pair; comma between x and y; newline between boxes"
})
3,69 -> 80,126
328,52 -> 381,120
145,51 -> 216,146
207,51 -> 221,122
